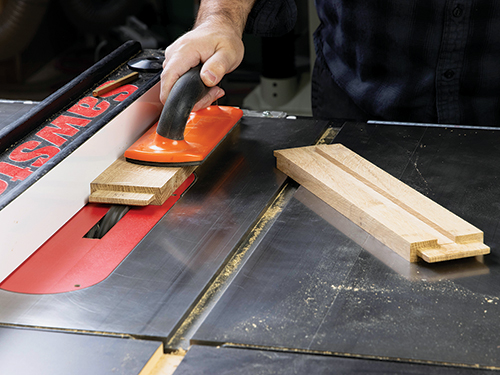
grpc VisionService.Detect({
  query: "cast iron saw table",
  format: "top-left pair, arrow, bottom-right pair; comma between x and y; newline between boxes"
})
1,45 -> 500,373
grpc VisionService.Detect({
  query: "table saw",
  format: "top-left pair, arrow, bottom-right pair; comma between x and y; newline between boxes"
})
0,42 -> 499,374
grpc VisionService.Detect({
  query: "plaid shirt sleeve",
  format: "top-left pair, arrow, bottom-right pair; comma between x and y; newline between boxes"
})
245,0 -> 297,37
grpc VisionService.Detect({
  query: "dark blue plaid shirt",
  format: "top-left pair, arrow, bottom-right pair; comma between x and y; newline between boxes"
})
247,0 -> 500,126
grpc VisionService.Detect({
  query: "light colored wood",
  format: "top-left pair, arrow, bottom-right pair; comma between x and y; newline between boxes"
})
144,350 -> 185,375
315,144 -> 483,244
274,144 -> 490,263
93,72 -> 139,97
139,344 -> 164,375
89,189 -> 156,206
295,186 -> 489,280
89,156 -> 196,206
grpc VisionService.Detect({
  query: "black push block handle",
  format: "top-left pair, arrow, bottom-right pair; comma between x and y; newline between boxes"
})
156,65 -> 210,140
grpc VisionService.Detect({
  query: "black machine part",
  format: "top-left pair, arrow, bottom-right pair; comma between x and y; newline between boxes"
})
127,56 -> 164,73
0,0 -> 50,61
84,205 -> 130,239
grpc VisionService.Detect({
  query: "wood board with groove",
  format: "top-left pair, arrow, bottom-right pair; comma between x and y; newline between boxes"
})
274,143 -> 489,263
89,156 -> 196,206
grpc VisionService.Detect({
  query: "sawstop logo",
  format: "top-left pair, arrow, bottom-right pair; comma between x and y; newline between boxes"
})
0,83 -> 138,196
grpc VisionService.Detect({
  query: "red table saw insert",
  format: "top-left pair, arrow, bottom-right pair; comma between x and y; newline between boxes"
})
0,174 -> 195,294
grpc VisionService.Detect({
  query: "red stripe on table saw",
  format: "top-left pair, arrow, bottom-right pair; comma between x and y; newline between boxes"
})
0,174 -> 195,294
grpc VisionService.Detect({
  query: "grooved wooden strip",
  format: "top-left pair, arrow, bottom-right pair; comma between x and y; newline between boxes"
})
275,147 -> 442,262
419,242 -> 489,263
274,144 -> 489,263
89,156 -> 196,206
89,190 -> 155,205
315,144 -> 483,244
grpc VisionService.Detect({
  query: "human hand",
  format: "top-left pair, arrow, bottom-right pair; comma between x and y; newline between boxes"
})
160,22 -> 245,111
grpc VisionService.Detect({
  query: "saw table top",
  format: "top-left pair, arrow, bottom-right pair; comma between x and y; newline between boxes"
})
2,111 -> 500,373
192,121 -> 500,369
0,115 -> 329,341
176,345 -> 493,374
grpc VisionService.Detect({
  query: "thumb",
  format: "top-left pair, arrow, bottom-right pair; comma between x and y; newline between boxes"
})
200,66 -> 221,87
200,54 -> 236,87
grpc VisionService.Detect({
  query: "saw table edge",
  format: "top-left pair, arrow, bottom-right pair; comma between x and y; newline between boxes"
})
274,144 -> 490,263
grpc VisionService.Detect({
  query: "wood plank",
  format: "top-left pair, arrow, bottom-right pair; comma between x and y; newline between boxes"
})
89,156 -> 196,206
315,144 -> 483,244
274,144 -> 489,263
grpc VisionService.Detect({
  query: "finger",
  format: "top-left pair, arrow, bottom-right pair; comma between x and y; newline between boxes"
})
160,68 -> 180,104
192,86 -> 225,112
160,61 -> 197,103
160,50 -> 202,103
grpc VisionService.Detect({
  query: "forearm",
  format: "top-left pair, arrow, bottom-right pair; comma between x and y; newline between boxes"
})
194,0 -> 257,36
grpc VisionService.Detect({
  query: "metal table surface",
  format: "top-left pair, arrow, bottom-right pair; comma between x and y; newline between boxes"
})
0,116 -> 328,345
0,325 -> 161,375
192,121 -> 500,370
175,345 -> 493,374
3,111 -> 500,372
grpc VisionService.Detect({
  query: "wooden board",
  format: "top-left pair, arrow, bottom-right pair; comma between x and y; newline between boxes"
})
274,144 -> 490,263
89,156 -> 196,205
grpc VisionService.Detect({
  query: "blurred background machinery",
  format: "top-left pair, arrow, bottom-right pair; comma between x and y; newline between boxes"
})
0,0 -> 316,115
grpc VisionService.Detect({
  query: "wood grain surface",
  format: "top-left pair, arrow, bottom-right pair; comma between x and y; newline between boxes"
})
274,144 -> 489,263
89,156 -> 196,205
